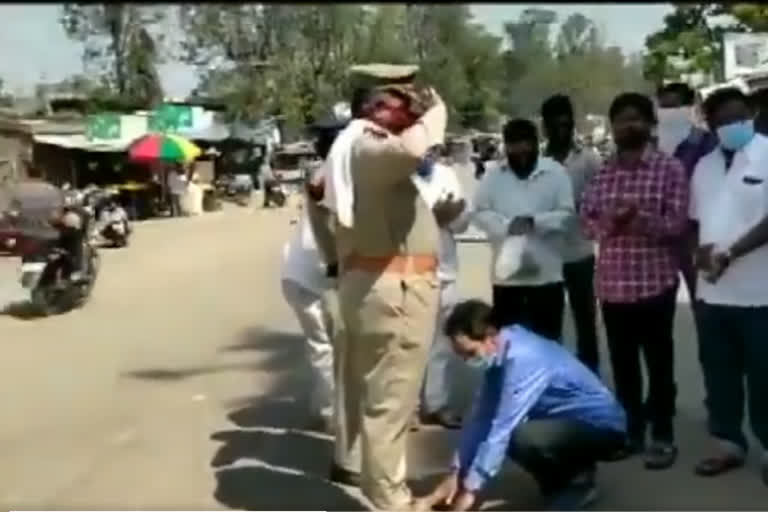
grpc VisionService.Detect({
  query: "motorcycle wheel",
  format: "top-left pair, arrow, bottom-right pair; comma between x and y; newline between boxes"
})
30,285 -> 67,317
77,251 -> 100,307
272,191 -> 286,207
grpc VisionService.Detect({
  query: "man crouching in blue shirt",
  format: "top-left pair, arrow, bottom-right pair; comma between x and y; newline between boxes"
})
417,300 -> 627,511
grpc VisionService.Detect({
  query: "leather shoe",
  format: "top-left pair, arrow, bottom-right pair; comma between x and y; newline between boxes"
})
329,463 -> 361,487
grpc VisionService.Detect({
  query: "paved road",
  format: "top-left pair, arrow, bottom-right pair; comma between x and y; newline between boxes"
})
0,205 -> 766,510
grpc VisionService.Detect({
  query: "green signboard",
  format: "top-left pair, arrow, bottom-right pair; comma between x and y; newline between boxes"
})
149,104 -> 193,133
86,113 -> 121,140
147,113 -> 170,133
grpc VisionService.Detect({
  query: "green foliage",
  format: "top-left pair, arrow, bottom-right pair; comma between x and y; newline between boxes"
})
54,5 -> 650,133
640,3 -> 768,85
59,4 -> 165,107
178,5 -> 643,133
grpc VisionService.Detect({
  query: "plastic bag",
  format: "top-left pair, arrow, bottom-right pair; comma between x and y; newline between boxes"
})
494,235 -> 540,281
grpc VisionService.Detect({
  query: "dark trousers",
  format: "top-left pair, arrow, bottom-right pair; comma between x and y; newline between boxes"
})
697,302 -> 768,451
601,286 -> 677,443
492,283 -> 564,341
563,256 -> 600,372
58,227 -> 84,276
170,194 -> 183,217
510,419 -> 625,495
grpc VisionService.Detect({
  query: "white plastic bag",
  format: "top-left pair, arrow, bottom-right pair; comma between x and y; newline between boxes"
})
494,235 -> 540,281
181,182 -> 204,216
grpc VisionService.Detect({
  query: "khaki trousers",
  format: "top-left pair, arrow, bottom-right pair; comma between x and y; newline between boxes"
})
335,269 -> 439,509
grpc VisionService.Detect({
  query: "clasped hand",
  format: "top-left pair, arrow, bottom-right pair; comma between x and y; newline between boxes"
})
694,243 -> 731,283
600,202 -> 635,234
433,193 -> 466,227
508,216 -> 534,236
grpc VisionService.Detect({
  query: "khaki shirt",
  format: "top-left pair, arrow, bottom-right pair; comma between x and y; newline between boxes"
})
337,102 -> 448,263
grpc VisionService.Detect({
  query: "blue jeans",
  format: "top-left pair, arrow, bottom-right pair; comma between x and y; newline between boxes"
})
697,302 -> 768,452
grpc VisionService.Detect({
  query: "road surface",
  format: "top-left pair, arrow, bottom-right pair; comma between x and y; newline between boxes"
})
0,203 -> 766,510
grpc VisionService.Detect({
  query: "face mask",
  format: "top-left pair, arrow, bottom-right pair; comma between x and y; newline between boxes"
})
466,353 -> 494,371
615,128 -> 648,150
657,107 -> 693,155
717,119 -> 755,152
507,153 -> 538,177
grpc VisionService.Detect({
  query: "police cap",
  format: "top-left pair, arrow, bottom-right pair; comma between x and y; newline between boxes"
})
349,63 -> 419,87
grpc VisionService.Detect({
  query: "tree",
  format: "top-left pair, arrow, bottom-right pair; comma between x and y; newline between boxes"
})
60,4 -> 166,106
555,13 -> 599,58
179,4 -> 367,130
0,77 -> 11,108
180,4 -> 504,131
638,3 -> 768,85
178,5 -> 642,134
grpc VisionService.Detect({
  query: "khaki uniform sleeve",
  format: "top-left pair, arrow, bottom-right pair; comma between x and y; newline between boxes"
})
354,100 -> 448,189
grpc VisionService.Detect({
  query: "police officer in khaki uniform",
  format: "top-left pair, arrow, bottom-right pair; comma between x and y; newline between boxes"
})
306,64 -> 424,490
326,64 -> 448,510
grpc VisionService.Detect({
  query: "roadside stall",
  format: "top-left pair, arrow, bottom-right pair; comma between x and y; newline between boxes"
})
127,133 -> 203,216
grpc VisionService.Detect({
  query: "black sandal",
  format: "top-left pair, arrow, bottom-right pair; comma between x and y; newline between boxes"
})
644,442 -> 678,470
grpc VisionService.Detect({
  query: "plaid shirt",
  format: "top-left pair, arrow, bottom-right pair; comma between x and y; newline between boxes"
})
580,146 -> 689,303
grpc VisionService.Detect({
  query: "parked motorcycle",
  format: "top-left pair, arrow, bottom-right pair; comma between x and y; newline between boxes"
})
100,217 -> 130,247
19,236 -> 99,316
215,174 -> 254,207
263,179 -> 287,208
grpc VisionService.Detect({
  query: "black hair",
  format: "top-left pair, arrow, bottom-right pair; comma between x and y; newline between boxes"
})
750,87 -> 768,108
351,87 -> 370,119
657,82 -> 695,106
540,94 -> 574,122
443,299 -> 500,340
703,87 -> 750,121
502,118 -> 538,144
608,92 -> 657,124
315,127 -> 344,160
25,162 -> 43,179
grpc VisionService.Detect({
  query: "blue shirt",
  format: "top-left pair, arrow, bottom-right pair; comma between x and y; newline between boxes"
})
454,325 -> 626,492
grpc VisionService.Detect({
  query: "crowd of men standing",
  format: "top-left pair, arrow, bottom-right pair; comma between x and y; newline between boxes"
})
279,63 -> 768,510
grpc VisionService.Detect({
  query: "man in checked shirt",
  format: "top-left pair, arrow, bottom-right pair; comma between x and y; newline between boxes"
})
580,93 -> 689,471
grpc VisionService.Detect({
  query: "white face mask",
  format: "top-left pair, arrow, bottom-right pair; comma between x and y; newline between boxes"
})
657,107 -> 694,155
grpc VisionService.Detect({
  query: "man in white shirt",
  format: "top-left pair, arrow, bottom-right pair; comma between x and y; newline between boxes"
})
541,95 -> 603,373
413,150 -> 471,429
167,166 -> 188,217
688,87 -> 768,486
473,119 -> 575,341
280,205 -> 335,427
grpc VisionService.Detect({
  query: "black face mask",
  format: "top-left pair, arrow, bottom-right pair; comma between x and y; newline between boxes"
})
507,151 -> 538,178
615,128 -> 649,150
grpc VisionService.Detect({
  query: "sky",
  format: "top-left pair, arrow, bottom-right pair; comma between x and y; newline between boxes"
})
0,3 -> 673,98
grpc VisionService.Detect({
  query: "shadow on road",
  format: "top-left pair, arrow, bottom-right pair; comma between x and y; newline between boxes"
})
208,324 -> 545,510
210,325 -> 372,510
123,362 -> 258,381
1,300 -> 44,320
214,465 -> 366,511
